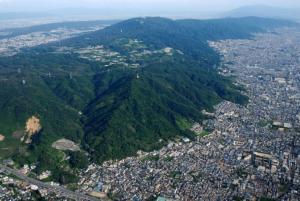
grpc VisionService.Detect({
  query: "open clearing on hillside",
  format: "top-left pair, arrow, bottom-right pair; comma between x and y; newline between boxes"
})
24,116 -> 42,144
52,138 -> 80,151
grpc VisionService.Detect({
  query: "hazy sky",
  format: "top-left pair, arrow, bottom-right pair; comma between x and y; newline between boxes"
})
0,0 -> 299,12
0,0 -> 300,20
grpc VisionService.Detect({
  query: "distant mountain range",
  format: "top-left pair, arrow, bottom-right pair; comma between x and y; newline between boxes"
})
0,16 -> 297,178
224,5 -> 300,21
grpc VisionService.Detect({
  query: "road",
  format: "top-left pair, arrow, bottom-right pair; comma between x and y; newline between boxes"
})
0,164 -> 100,201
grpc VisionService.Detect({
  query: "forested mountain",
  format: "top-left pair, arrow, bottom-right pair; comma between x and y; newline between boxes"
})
178,17 -> 297,39
0,17 -> 296,175
63,17 -> 296,62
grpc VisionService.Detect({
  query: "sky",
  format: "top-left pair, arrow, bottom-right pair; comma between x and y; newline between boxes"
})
0,0 -> 300,19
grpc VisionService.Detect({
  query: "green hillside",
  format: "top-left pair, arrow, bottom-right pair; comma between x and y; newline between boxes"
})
83,53 -> 246,162
0,17 -> 295,169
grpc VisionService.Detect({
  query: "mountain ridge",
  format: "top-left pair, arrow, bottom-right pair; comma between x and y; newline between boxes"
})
0,17 -> 296,173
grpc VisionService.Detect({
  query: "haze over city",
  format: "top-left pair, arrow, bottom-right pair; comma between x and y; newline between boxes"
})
0,0 -> 300,19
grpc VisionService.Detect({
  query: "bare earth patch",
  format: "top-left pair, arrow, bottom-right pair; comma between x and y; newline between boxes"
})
24,116 -> 42,144
26,116 -> 41,134
52,138 -> 80,151
0,134 -> 5,141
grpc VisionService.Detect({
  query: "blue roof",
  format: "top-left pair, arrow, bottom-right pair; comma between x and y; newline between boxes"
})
156,197 -> 167,201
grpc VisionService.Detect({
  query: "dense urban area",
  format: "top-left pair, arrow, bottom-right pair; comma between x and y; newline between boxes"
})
0,24 -> 106,56
1,25 -> 300,201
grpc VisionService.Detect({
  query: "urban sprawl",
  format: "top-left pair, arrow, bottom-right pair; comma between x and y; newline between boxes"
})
1,28 -> 300,201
